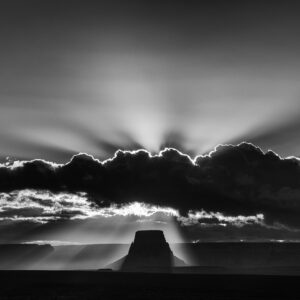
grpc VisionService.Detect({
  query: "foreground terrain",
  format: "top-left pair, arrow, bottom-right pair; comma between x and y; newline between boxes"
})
0,271 -> 299,300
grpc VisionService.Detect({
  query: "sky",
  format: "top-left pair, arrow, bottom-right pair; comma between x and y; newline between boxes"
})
1,0 -> 300,244
1,0 -> 300,161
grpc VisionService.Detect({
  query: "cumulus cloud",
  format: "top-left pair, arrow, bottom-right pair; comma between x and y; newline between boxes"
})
1,143 -> 300,232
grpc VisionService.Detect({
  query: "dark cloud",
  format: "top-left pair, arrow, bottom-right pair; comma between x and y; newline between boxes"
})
1,143 -> 300,231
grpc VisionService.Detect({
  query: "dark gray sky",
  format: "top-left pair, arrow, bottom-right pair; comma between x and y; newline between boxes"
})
1,0 -> 300,162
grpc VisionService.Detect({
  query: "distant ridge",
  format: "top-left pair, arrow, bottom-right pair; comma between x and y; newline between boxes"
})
0,244 -> 53,269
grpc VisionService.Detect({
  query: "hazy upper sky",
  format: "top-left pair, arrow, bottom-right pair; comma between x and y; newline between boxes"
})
1,0 -> 300,162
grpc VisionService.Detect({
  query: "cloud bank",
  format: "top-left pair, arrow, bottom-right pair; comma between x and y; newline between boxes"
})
1,142 -> 300,234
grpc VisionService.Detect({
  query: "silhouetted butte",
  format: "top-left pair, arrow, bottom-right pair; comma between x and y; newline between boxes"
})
108,230 -> 185,272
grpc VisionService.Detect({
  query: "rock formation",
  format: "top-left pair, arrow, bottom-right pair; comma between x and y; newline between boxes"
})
108,230 -> 185,272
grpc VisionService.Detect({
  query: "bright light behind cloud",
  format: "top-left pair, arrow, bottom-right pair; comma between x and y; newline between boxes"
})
64,54 -> 300,155
2,43 -> 300,161
0,190 -> 179,223
98,202 -> 179,218
0,189 -> 265,230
